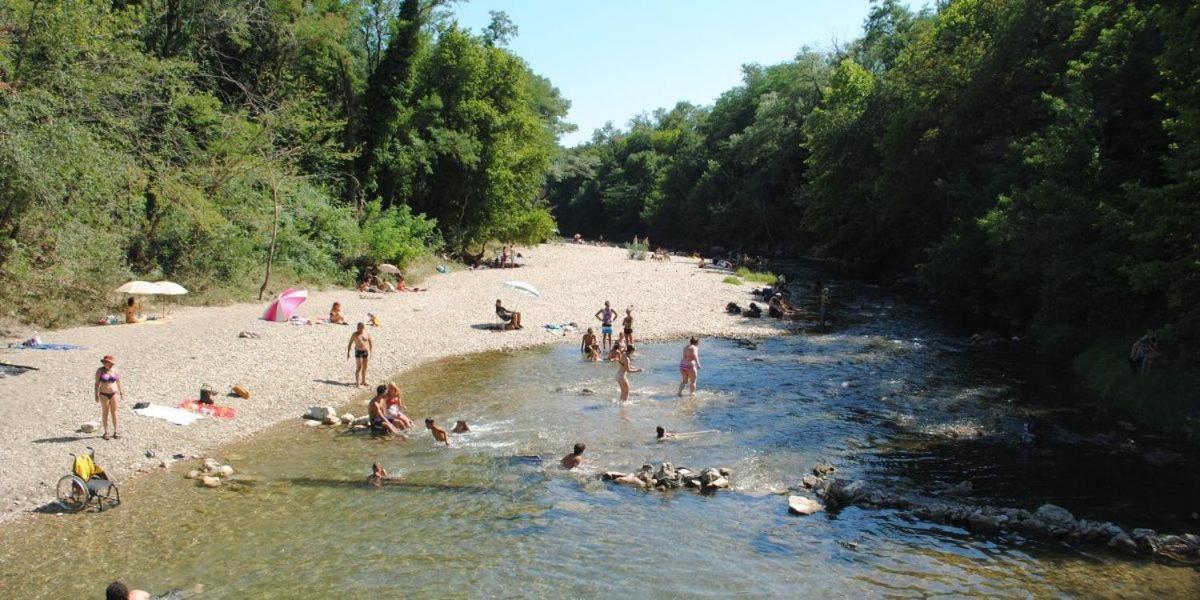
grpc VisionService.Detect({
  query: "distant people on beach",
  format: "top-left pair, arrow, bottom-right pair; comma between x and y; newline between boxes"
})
621,308 -> 635,346
105,581 -> 149,600
656,425 -> 719,442
94,355 -> 124,440
425,417 -> 451,446
368,385 -> 403,435
347,322 -> 373,387
615,344 -> 642,402
595,301 -> 617,351
452,420 -> 470,433
560,443 -> 585,469
329,302 -> 347,325
123,297 -> 143,324
677,337 -> 701,397
495,299 -> 523,330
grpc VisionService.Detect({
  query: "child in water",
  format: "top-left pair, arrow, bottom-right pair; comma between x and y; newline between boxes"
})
367,462 -> 402,486
452,420 -> 470,433
425,417 -> 451,447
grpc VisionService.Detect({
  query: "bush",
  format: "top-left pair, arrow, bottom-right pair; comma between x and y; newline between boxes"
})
735,267 -> 776,284
626,239 -> 649,260
360,200 -> 440,268
723,276 -> 743,285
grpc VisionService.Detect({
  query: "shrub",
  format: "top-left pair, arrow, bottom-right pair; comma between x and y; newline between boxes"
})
626,239 -> 649,260
723,276 -> 743,285
735,267 -> 776,284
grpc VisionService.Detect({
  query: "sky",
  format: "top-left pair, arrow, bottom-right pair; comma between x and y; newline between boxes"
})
450,1 -> 918,146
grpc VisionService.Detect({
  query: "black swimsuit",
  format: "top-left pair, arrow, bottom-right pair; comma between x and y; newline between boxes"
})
355,349 -> 369,358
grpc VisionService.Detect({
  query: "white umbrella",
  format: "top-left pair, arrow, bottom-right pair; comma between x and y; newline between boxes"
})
116,280 -> 162,295
503,280 -> 541,299
154,281 -> 188,316
153,281 -> 189,295
377,264 -> 402,275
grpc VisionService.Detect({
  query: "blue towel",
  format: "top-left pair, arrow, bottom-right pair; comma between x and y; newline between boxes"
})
10,342 -> 86,351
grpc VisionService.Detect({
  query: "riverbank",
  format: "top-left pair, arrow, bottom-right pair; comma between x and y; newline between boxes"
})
0,243 -> 791,522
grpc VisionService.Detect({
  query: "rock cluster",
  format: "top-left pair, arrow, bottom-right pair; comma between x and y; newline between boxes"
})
601,463 -> 733,493
303,406 -> 369,429
804,473 -> 1200,565
185,458 -> 236,488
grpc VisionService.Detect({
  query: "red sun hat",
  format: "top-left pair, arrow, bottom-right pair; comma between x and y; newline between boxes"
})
101,355 -> 116,364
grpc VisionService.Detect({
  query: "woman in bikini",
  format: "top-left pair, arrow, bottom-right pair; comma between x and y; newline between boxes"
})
677,337 -> 700,397
615,345 -> 642,402
94,355 -> 125,440
384,382 -> 414,429
347,323 -> 373,387
330,302 -> 348,325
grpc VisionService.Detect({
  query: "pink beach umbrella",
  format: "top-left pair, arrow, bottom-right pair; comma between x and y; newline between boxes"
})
262,288 -> 308,322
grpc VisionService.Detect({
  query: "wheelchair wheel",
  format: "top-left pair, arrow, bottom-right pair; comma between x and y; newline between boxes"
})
98,482 -> 120,511
55,475 -> 89,513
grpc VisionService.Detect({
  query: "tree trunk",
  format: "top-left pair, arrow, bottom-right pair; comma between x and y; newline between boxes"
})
258,178 -> 282,300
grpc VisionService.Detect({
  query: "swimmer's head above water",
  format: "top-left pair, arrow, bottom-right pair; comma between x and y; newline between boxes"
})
573,443 -> 585,456
656,426 -> 665,439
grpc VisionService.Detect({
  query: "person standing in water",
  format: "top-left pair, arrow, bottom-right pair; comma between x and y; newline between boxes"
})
94,355 -> 125,440
595,301 -> 617,351
347,322 -> 373,387
677,337 -> 701,397
621,308 -> 635,346
615,344 -> 642,402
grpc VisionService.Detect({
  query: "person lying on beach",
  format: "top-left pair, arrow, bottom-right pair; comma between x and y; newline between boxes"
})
656,425 -> 720,441
329,302 -> 348,325
367,462 -> 403,486
560,443 -> 585,469
425,417 -> 451,446
495,299 -> 523,330
395,275 -> 426,292
452,420 -> 470,433
123,297 -> 144,324
368,386 -> 403,435
384,382 -> 414,429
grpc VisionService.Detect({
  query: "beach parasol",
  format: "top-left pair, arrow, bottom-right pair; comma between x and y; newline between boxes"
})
154,281 -> 188,316
262,288 -> 307,322
377,264 -> 402,275
503,280 -> 541,299
153,281 -> 189,295
116,280 -> 162,295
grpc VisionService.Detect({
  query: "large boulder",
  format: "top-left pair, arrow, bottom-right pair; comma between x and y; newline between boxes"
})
1035,504 -> 1076,531
702,476 -> 730,491
788,496 -> 824,516
653,463 -> 679,486
305,406 -> 337,421
698,467 -> 723,486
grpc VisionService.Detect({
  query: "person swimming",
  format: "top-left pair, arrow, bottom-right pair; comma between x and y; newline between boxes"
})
452,420 -> 470,433
656,425 -> 720,441
367,462 -> 402,486
560,443 -> 585,469
425,417 -> 451,447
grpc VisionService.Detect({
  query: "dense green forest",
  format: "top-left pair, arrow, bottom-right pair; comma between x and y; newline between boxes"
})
547,0 -> 1200,429
0,0 -> 565,325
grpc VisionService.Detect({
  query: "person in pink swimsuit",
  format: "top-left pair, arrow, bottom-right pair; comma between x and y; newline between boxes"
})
677,337 -> 701,397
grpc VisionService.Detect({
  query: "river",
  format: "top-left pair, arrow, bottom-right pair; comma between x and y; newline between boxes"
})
2,281 -> 1198,597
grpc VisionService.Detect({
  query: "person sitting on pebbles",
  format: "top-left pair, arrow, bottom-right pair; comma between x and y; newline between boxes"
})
329,302 -> 348,325
495,299 -> 523,330
560,443 -> 586,469
425,417 -> 451,447
368,385 -> 402,435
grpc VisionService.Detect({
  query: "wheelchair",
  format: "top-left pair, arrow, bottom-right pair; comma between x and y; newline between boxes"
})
55,447 -> 121,512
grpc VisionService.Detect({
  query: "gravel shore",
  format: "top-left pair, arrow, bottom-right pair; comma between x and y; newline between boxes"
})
0,243 -> 791,521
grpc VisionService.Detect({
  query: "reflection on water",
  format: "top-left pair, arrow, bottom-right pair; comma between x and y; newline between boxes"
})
2,288 -> 1199,598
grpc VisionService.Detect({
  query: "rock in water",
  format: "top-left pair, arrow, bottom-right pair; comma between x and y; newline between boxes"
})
788,496 -> 824,515
79,422 -> 100,434
340,413 -> 355,425
303,419 -> 321,428
812,463 -> 836,476
218,465 -> 234,477
352,416 -> 370,427
698,467 -> 723,486
1035,504 -> 1076,530
322,415 -> 339,425
703,476 -> 730,491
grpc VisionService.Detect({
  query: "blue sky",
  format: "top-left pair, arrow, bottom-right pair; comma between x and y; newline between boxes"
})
450,1 -> 918,146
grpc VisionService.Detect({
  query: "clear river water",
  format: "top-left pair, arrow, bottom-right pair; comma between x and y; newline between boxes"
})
2,282 -> 1199,598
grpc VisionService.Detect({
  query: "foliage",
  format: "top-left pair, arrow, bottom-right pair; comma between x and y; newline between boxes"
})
734,268 -> 777,284
722,276 -> 743,285
0,0 -> 569,325
626,239 -> 649,260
